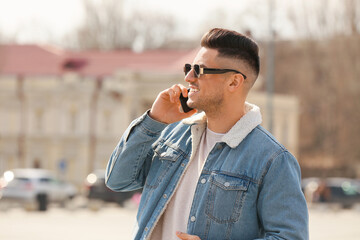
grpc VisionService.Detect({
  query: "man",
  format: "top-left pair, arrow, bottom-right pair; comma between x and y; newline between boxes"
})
106,28 -> 309,240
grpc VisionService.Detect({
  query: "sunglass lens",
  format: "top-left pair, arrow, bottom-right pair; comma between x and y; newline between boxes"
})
194,65 -> 200,78
184,64 -> 191,75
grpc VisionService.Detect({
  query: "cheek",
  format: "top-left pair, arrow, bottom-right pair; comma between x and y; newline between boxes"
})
198,77 -> 226,95
208,81 -> 226,94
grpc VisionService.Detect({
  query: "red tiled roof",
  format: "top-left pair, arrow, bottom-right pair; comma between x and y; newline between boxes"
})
0,44 -> 197,77
0,44 -> 65,76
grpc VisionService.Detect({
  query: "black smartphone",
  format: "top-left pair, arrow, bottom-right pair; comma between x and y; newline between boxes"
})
179,88 -> 193,113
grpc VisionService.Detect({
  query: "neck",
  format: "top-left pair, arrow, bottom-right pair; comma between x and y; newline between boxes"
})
206,101 -> 246,134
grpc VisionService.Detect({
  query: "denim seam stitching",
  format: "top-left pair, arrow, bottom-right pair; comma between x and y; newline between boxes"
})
259,150 -> 288,187
225,222 -> 234,240
139,124 -> 162,137
255,126 -> 286,150
130,142 -> 148,183
204,170 -> 258,184
204,218 -> 211,240
153,141 -> 190,164
205,176 -> 247,224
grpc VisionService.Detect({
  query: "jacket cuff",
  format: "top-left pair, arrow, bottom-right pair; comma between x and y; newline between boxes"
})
140,110 -> 168,134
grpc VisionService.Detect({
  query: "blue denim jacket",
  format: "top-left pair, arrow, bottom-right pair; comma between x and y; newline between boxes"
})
106,105 -> 309,240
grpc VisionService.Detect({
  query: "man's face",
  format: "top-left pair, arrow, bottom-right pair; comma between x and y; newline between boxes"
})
185,47 -> 228,114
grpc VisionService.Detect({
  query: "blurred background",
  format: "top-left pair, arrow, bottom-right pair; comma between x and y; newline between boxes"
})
0,0 -> 359,239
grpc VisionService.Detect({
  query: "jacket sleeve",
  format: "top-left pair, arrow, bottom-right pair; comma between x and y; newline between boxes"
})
255,151 -> 309,240
105,111 -> 168,192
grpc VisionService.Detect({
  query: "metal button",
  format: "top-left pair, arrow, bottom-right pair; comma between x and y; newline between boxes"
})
145,227 -> 149,231
201,178 -> 206,184
224,182 -> 230,187
190,216 -> 196,222
181,163 -> 185,167
163,194 -> 168,198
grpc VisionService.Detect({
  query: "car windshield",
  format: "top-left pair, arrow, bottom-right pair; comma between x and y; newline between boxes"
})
39,178 -> 53,183
16,177 -> 31,182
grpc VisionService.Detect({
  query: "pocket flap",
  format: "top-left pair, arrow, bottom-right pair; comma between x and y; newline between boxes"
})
153,142 -> 181,162
210,173 -> 250,191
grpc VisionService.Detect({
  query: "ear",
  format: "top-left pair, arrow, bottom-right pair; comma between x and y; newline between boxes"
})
228,74 -> 245,93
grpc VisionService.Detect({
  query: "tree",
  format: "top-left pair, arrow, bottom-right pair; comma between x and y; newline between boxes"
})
67,0 -> 175,51
287,0 -> 359,39
274,0 -> 360,176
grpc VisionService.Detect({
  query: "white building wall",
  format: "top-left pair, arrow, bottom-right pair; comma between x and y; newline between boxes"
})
0,72 -> 299,187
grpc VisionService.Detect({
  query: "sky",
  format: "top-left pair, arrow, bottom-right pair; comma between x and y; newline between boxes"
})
0,0 -> 280,45
0,0 -> 84,43
0,0 -> 349,46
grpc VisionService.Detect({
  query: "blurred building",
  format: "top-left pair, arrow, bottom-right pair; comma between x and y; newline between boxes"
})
0,45 -> 298,186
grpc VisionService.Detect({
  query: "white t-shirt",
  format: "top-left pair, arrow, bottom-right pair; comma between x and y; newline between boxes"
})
150,127 -> 225,240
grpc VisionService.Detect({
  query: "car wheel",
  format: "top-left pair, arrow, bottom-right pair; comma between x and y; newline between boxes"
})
37,194 -> 48,211
88,199 -> 103,211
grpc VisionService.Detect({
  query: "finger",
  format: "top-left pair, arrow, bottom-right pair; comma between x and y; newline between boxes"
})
176,231 -> 201,240
170,85 -> 182,104
167,88 -> 177,103
179,85 -> 189,98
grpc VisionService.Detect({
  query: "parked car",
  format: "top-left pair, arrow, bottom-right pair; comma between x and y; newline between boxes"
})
85,169 -> 141,206
0,168 -> 77,211
302,177 -> 360,208
324,178 -> 360,208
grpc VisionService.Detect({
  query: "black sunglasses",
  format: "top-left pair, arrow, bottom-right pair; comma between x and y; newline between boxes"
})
184,63 -> 247,79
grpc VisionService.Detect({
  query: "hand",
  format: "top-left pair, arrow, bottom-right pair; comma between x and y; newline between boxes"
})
149,84 -> 197,124
176,231 -> 201,240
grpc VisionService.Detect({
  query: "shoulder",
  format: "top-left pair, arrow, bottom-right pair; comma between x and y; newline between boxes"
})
247,125 -> 300,174
244,125 -> 288,157
247,126 -> 301,181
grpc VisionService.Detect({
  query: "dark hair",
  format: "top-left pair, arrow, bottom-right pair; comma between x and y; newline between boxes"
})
201,28 -> 260,77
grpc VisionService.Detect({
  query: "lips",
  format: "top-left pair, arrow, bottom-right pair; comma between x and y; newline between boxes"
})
189,85 -> 199,92
188,87 -> 199,98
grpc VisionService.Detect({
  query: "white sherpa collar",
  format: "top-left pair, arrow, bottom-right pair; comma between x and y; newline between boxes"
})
182,102 -> 262,148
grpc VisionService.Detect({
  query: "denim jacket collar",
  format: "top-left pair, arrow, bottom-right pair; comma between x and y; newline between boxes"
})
182,102 -> 262,148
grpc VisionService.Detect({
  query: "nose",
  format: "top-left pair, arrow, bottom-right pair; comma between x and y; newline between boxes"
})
185,69 -> 197,83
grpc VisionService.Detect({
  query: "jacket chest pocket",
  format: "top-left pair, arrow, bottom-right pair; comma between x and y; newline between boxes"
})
145,143 -> 182,189
205,173 -> 250,223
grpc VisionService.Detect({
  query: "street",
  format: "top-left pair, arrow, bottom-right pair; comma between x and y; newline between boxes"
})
0,199 -> 138,240
1,200 -> 360,240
